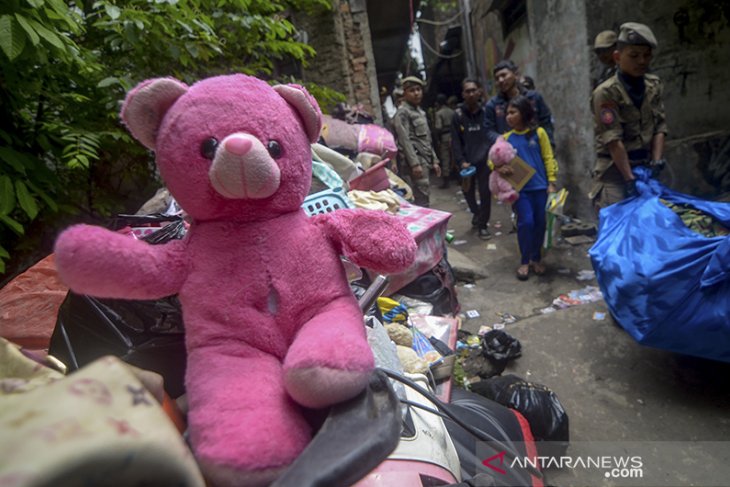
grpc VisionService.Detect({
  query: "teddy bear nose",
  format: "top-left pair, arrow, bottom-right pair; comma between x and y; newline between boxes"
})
224,137 -> 253,155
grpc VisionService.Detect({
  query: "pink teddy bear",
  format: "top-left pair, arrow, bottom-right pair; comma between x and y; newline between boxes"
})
54,74 -> 417,486
488,136 -> 519,204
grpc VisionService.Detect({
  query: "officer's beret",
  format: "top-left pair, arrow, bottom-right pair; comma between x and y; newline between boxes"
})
594,30 -> 617,50
618,22 -> 657,49
402,76 -> 425,88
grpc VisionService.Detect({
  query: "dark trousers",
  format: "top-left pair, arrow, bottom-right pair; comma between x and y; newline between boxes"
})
513,189 -> 548,265
463,163 -> 491,229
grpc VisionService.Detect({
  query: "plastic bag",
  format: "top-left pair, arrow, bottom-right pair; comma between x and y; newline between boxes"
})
411,326 -> 443,367
471,374 -> 569,457
544,188 -> 568,250
48,216 -> 188,397
397,256 -> 460,316
590,167 -> 730,362
480,329 -> 522,369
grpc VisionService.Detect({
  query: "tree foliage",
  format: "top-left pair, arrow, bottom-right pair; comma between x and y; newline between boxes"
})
0,0 -> 332,275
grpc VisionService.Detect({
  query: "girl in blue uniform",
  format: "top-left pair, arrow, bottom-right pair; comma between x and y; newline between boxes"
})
499,95 -> 558,280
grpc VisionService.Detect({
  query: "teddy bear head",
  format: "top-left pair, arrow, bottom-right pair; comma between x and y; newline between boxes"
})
121,74 -> 322,222
488,136 -> 516,167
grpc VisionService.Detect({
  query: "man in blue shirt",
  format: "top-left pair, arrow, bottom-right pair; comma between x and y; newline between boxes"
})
484,60 -> 554,147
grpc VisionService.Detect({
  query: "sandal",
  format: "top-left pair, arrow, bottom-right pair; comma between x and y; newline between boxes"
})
516,264 -> 530,281
531,261 -> 546,276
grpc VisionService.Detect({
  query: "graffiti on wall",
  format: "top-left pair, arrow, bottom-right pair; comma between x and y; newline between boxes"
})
695,135 -> 730,196
673,1 -> 730,45
471,8 -> 536,97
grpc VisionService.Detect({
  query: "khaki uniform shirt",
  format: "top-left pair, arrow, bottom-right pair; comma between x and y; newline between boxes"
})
394,102 -> 438,169
592,72 -> 667,178
434,106 -> 455,142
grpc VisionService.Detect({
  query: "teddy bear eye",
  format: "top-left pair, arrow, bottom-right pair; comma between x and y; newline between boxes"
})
266,140 -> 282,159
200,138 -> 219,160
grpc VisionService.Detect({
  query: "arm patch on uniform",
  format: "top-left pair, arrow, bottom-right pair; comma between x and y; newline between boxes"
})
599,103 -> 617,125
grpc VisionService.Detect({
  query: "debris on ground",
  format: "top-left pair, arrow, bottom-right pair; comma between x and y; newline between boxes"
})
576,269 -> 596,281
539,286 -> 604,314
465,309 -> 480,319
565,235 -> 596,245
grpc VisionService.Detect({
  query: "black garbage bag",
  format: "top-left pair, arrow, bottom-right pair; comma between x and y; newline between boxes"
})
49,216 -> 188,397
49,293 -> 187,397
397,256 -> 460,316
480,330 -> 522,370
458,330 -> 522,379
471,374 -> 569,457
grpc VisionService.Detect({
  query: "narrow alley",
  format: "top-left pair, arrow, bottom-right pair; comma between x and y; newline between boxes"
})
428,183 -> 730,485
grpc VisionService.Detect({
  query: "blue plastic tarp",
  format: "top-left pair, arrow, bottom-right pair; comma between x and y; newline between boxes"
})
590,167 -> 730,363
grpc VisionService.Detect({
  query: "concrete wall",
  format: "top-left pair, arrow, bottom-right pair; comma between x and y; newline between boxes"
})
529,0 -> 595,219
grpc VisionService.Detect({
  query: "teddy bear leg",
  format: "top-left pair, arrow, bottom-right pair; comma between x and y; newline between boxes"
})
186,345 -> 311,487
283,295 -> 374,408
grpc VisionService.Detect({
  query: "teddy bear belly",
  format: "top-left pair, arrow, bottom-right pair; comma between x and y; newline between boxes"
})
178,237 -> 354,357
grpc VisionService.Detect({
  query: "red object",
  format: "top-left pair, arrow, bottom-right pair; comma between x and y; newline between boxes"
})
349,159 -> 390,192
0,254 -> 68,350
510,409 -> 545,487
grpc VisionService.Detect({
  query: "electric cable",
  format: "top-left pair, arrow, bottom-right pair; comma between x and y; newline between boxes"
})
380,368 -> 543,479
418,31 -> 464,60
415,9 -> 464,26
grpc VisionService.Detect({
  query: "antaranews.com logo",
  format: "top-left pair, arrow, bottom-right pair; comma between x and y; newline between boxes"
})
483,451 -> 643,479
477,441 -> 730,486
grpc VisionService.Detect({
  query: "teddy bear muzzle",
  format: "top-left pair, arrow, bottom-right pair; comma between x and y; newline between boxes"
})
208,133 -> 282,199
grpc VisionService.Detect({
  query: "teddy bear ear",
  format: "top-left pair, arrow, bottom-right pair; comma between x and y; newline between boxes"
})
273,84 -> 322,143
121,78 -> 189,150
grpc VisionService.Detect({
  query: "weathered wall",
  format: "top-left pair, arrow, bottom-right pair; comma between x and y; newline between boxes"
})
471,0 -> 537,96
530,0 -> 595,219
296,1 -> 381,121
585,0 -> 730,199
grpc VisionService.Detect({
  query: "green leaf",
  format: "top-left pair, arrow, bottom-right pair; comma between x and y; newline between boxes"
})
0,15 -> 27,61
0,214 -> 25,236
28,18 -> 64,50
0,147 -> 27,175
0,244 -> 9,259
15,180 -> 39,219
0,176 -> 15,215
25,180 -> 58,212
14,14 -> 40,46
25,0 -> 45,7
185,41 -> 199,58
97,76 -> 120,88
105,4 -> 121,20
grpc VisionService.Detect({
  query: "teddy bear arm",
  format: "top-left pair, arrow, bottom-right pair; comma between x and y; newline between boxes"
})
54,224 -> 189,299
312,210 -> 417,274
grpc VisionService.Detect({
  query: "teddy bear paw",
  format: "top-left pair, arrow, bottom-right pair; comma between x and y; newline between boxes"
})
284,366 -> 371,408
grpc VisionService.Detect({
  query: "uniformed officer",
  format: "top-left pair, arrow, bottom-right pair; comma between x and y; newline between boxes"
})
434,93 -> 456,188
589,22 -> 668,212
593,30 -> 617,88
393,76 -> 441,207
